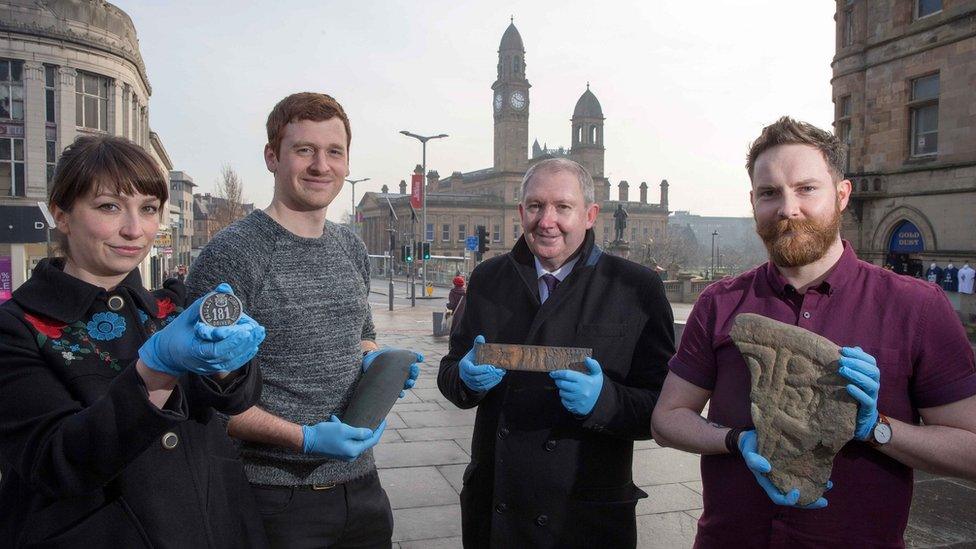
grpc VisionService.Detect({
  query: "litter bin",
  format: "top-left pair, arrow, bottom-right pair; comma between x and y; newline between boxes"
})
432,311 -> 449,336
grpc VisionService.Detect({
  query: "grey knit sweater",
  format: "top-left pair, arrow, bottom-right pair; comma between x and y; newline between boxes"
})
186,210 -> 376,485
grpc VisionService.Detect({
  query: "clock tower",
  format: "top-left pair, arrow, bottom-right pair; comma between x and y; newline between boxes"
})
492,21 -> 530,172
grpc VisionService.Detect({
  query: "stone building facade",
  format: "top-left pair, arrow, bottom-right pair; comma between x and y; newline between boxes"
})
358,22 -> 670,269
833,0 -> 976,276
0,0 -> 181,291
191,192 -> 254,258
168,170 -> 194,270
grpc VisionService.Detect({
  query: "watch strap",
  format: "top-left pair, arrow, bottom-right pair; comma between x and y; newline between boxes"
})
725,427 -> 744,457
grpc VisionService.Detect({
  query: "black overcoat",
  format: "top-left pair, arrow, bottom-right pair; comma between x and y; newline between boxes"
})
438,230 -> 675,548
0,259 -> 268,548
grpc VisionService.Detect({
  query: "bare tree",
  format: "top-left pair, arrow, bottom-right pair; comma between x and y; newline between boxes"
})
212,164 -> 246,232
639,226 -> 701,278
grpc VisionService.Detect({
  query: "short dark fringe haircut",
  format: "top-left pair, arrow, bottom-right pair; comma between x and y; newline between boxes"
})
48,135 -> 167,256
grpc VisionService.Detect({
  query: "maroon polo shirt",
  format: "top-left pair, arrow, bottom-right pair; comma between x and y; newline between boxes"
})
670,241 -> 976,548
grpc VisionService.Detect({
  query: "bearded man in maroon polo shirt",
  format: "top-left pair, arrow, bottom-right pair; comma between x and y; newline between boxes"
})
651,116 -> 976,548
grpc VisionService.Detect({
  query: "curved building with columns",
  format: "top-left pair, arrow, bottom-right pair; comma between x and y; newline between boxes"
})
358,22 -> 670,277
0,0 -> 180,293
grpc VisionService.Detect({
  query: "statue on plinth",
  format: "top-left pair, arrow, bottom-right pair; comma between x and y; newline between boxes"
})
613,204 -> 629,242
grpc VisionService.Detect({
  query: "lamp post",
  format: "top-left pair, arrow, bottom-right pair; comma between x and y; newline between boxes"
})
399,130 -> 448,293
710,230 -> 719,279
345,177 -> 370,229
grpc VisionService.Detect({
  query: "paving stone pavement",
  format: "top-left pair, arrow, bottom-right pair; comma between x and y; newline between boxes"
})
369,285 -> 976,548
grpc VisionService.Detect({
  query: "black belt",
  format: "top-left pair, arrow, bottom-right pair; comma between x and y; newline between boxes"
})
252,482 -> 338,491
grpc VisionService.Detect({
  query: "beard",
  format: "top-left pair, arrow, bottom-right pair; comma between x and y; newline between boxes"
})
756,204 -> 841,268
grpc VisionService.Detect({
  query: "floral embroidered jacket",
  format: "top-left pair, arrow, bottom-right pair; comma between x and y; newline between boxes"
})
0,258 -> 268,548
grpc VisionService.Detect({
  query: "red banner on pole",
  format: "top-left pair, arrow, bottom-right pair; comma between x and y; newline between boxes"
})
411,173 -> 423,209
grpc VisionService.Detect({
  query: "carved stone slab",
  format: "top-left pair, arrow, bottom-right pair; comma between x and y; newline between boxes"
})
730,313 -> 857,506
475,343 -> 591,373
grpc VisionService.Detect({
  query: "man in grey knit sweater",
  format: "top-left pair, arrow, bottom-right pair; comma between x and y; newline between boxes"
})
187,93 -> 422,548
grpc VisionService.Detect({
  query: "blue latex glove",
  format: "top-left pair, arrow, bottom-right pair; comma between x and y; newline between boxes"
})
363,348 -> 424,397
301,415 -> 386,461
459,335 -> 506,393
139,283 -> 266,376
739,429 -> 831,509
549,357 -> 604,416
837,346 -> 880,441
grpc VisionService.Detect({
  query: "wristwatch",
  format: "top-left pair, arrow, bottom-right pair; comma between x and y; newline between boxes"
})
868,413 -> 892,447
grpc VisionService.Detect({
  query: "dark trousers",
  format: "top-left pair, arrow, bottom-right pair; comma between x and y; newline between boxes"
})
251,471 -> 394,549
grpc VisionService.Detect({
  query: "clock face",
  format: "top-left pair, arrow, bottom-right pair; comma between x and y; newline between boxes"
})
510,91 -> 526,110
494,93 -> 503,112
874,422 -> 892,444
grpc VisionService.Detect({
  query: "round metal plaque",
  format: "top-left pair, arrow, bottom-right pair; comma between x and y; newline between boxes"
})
199,292 -> 243,327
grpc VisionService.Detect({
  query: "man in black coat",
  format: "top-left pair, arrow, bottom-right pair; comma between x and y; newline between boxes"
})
438,158 -> 675,548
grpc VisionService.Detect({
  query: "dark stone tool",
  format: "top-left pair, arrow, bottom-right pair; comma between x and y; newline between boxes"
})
475,342 -> 591,373
343,349 -> 416,430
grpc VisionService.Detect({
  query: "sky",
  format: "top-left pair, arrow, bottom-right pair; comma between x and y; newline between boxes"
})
119,1 -> 837,221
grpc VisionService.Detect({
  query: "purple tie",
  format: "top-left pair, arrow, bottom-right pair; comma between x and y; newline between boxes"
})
541,273 -> 560,295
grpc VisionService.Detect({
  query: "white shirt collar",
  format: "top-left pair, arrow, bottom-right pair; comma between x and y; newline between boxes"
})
534,256 -> 579,282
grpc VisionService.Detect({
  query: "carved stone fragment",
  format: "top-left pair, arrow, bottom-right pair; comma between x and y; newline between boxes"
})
730,313 -> 857,506
475,343 -> 591,373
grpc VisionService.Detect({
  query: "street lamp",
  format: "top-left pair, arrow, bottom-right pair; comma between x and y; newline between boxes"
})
400,130 -> 448,293
710,230 -> 719,279
345,177 -> 370,229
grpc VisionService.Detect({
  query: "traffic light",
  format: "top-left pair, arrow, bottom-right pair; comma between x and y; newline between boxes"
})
401,244 -> 414,263
477,225 -> 490,255
422,242 -> 431,260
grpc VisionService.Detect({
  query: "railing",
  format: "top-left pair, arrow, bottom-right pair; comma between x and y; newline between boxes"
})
664,279 -> 715,303
368,254 -> 466,286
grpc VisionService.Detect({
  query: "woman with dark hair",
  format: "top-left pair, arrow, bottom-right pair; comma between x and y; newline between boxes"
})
0,136 -> 270,548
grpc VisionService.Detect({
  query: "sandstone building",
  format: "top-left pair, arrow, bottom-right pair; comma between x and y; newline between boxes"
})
357,22 -> 670,274
833,0 -> 976,274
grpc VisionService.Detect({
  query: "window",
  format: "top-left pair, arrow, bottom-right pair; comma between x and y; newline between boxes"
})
0,59 -> 24,120
457,224 -> 466,242
909,74 -> 939,157
44,65 -> 57,123
631,227 -> 638,242
75,72 -> 109,130
442,223 -> 450,242
604,222 -> 610,239
916,0 -> 942,19
492,224 -> 501,243
46,140 -> 57,184
513,223 -> 520,240
843,8 -> 854,47
836,95 -> 853,171
426,223 -> 434,242
0,137 -> 26,196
